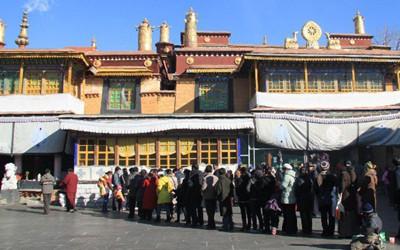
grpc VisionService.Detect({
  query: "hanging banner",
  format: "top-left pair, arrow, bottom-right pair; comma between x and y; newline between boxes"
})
0,123 -> 13,154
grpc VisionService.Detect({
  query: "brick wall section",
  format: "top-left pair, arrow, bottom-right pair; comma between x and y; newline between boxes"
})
140,93 -> 175,114
233,77 -> 249,112
174,79 -> 195,113
84,78 -> 103,114
385,75 -> 394,91
140,76 -> 161,92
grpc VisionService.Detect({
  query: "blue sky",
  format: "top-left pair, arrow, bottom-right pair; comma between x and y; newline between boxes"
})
1,0 -> 399,50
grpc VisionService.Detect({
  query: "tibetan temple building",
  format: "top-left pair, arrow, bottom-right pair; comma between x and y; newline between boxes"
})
1,9 -> 400,206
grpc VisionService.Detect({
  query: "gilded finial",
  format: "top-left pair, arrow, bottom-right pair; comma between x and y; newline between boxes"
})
136,18 -> 154,51
263,35 -> 267,45
0,19 -> 6,46
91,36 -> 97,50
184,7 -> 198,47
159,21 -> 170,43
353,11 -> 365,34
15,11 -> 29,48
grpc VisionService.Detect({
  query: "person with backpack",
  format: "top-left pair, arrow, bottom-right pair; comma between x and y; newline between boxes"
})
316,161 -> 337,237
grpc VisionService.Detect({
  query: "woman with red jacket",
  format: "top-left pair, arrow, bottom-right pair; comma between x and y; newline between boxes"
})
59,168 -> 79,212
142,171 -> 158,221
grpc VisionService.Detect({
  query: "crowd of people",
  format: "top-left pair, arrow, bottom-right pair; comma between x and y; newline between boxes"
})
93,156 -> 400,249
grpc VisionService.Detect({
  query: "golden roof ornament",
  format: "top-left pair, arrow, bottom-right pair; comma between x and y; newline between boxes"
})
184,7 -> 198,48
136,18 -> 154,51
302,21 -> 322,49
353,11 -> 365,34
15,11 -> 29,48
0,19 -> 6,46
91,36 -> 97,50
325,32 -> 341,50
263,35 -> 268,45
159,21 -> 170,43
284,31 -> 299,49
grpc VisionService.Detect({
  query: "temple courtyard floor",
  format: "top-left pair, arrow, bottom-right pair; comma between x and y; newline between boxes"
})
0,192 -> 399,250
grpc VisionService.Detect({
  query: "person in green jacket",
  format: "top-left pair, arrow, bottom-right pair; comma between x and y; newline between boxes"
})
156,170 -> 174,222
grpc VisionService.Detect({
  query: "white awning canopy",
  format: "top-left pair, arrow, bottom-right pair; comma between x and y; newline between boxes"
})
0,94 -> 85,115
251,91 -> 400,110
60,118 -> 254,134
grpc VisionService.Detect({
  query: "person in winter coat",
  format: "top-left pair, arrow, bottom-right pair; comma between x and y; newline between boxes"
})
202,165 -> 219,229
261,165 -> 278,234
394,158 -> 400,239
246,168 -> 264,232
127,167 -> 139,219
181,169 -> 192,225
188,164 -> 204,227
166,169 -> 178,221
279,163 -> 297,235
215,168 -> 234,231
59,168 -> 79,213
129,169 -> 146,219
40,168 -> 55,215
382,164 -> 397,206
142,171 -> 158,221
350,203 -> 383,250
295,166 -> 314,235
338,160 -> 360,238
98,171 -> 113,213
316,161 -> 337,237
235,167 -> 251,231
121,168 -> 129,210
112,167 -> 122,211
359,161 -> 378,211
156,171 -> 174,222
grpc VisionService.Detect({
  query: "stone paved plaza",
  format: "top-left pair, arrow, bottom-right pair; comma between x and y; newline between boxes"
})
0,193 -> 399,250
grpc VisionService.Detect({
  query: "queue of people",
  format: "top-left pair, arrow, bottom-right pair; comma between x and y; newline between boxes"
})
94,156 -> 399,249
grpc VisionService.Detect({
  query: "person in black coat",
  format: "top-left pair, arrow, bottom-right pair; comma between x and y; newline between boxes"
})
188,164 -> 204,227
181,169 -> 191,225
235,167 -> 252,231
296,166 -> 314,235
246,168 -> 264,232
259,166 -> 276,234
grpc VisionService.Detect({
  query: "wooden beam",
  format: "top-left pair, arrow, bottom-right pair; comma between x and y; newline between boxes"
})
217,138 -> 221,165
248,66 -> 252,100
80,71 -> 86,99
18,60 -> 24,94
197,138 -> 201,165
351,62 -> 356,91
64,60 -> 73,93
177,138 -> 181,168
304,62 -> 308,92
397,70 -> 400,90
156,138 -> 160,168
254,61 -> 259,92
135,138 -> 139,166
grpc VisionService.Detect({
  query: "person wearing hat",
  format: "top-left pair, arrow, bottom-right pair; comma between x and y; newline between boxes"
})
279,163 -> 298,235
338,160 -> 360,238
350,203 -> 383,250
359,161 -> 378,211
316,160 -> 337,237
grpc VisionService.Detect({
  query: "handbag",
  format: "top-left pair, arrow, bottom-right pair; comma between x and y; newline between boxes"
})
335,193 -> 345,221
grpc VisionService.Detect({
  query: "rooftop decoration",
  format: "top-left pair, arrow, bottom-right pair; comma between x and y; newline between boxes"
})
0,19 -> 6,48
136,18 -> 154,51
91,36 -> 97,50
284,31 -> 299,49
159,21 -> 170,43
353,11 -> 365,34
302,21 -> 322,49
184,7 -> 198,48
263,35 -> 268,45
325,32 -> 341,50
15,11 -> 29,48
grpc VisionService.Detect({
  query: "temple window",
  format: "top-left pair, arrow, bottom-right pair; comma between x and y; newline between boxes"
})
26,72 -> 42,95
220,138 -> 237,164
308,70 -> 352,93
107,79 -> 136,110
265,69 -> 305,93
138,138 -> 156,167
118,138 -> 136,166
0,71 -> 19,95
25,71 -> 63,95
200,138 -> 218,165
44,72 -> 63,94
355,70 -> 384,92
97,138 -> 116,166
196,76 -> 231,112
159,138 -> 177,168
179,138 -> 197,168
77,138 -> 95,166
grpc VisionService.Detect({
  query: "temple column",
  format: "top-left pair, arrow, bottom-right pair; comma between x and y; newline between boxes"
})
54,154 -> 62,180
14,155 -> 23,174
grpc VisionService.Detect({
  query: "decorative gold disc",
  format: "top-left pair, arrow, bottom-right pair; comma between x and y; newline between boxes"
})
186,57 -> 194,65
144,58 -> 152,67
234,57 -> 242,65
93,60 -> 101,68
204,37 -> 211,43
301,21 -> 322,42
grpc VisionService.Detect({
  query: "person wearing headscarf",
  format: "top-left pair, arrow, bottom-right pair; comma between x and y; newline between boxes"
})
359,161 -> 378,211
338,160 -> 360,238
279,163 -> 298,235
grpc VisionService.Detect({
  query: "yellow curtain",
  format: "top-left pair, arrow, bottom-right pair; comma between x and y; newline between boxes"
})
118,138 -> 135,158
159,138 -> 176,156
138,138 -> 156,155
107,139 -> 115,152
180,138 -> 195,156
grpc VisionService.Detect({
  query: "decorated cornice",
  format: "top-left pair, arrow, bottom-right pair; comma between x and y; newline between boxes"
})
0,52 -> 89,66
95,67 -> 153,77
140,91 -> 176,97
186,67 -> 236,74
175,51 -> 245,57
87,55 -> 159,62
243,55 -> 400,63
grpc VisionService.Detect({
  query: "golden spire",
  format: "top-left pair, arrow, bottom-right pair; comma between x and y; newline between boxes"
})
0,19 -> 6,47
184,7 -> 198,48
136,18 -> 154,51
159,21 -> 170,43
91,36 -> 97,50
353,11 -> 365,34
263,35 -> 267,45
15,11 -> 29,48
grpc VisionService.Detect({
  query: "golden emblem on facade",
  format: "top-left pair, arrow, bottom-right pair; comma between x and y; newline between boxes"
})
93,60 -> 101,68
234,57 -> 242,65
144,58 -> 153,67
186,57 -> 194,65
0,19 -> 6,44
302,21 -> 322,49
184,7 -> 198,48
325,33 -> 341,50
204,37 -> 211,43
284,31 -> 299,49
350,39 -> 355,45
